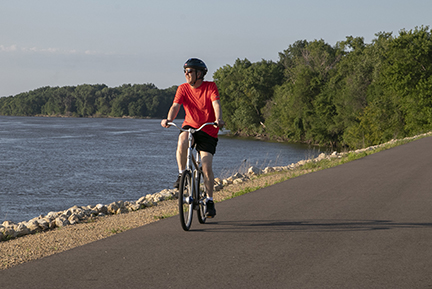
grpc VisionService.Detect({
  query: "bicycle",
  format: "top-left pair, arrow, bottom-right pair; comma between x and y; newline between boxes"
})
167,122 -> 216,231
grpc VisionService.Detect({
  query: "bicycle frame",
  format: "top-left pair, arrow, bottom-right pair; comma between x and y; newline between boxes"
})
168,121 -> 216,205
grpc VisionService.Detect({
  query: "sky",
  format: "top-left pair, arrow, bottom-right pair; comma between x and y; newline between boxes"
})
1,0 -> 431,97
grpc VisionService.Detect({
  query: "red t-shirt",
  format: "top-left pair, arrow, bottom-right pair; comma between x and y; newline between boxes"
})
174,81 -> 220,138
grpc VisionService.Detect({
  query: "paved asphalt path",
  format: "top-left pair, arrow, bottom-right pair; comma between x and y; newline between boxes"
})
2,137 -> 432,288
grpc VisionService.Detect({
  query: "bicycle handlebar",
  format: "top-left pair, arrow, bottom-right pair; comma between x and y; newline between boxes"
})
167,122 -> 217,133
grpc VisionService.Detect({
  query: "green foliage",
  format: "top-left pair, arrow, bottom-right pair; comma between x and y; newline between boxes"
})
0,83 -> 179,118
342,26 -> 432,148
229,186 -> 262,199
266,39 -> 341,145
217,26 -> 432,149
214,58 -> 284,135
107,226 -> 130,234
379,26 -> 432,136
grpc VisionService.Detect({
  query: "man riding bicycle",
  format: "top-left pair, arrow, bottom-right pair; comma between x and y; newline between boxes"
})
161,58 -> 225,218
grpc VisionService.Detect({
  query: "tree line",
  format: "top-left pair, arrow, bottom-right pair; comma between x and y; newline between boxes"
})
0,83 -> 183,118
214,26 -> 432,149
1,26 -> 430,149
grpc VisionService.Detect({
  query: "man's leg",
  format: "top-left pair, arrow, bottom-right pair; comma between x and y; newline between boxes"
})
200,151 -> 216,217
174,131 -> 190,188
200,151 -> 214,197
176,131 -> 189,171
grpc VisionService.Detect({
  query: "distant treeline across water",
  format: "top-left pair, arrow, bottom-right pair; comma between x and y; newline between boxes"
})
0,83 -> 183,119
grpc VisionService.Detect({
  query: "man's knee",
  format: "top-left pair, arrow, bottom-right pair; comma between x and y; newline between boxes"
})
177,132 -> 189,149
201,153 -> 213,173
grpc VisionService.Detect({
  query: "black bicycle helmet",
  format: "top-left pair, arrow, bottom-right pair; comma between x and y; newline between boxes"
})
184,58 -> 208,77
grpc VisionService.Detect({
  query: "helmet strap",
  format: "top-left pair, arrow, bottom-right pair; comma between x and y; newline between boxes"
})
191,70 -> 197,86
190,70 -> 203,86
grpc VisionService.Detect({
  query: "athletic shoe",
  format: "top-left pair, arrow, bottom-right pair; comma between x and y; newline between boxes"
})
173,174 -> 181,189
206,200 -> 216,218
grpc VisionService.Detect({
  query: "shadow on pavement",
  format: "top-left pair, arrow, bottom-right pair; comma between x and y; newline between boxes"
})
198,219 -> 432,233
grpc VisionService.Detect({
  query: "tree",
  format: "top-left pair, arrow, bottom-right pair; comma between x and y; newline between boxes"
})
265,39 -> 341,145
379,26 -> 432,136
214,58 -> 283,135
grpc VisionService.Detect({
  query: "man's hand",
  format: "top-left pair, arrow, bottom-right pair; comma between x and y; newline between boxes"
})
215,119 -> 225,129
161,119 -> 171,128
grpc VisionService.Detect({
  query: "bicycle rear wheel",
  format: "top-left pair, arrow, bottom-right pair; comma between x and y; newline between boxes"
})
196,169 -> 207,224
179,170 -> 193,231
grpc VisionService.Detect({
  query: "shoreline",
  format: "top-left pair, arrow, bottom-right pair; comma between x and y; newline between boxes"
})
1,131 -> 431,270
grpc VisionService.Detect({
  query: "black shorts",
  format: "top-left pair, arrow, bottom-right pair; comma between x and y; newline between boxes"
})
182,125 -> 218,155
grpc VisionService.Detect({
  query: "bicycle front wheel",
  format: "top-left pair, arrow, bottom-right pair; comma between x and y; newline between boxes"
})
197,169 -> 207,224
179,170 -> 193,231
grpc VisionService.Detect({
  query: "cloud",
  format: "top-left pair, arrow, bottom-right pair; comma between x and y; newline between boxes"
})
0,44 -> 112,56
0,44 -> 18,52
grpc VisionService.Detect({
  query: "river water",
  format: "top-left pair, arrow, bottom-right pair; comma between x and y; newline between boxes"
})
0,116 -> 323,223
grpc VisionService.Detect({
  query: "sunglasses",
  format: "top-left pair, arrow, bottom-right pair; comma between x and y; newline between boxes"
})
184,68 -> 195,74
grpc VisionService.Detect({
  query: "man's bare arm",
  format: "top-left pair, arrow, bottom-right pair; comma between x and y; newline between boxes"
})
161,103 -> 181,128
212,99 -> 225,128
